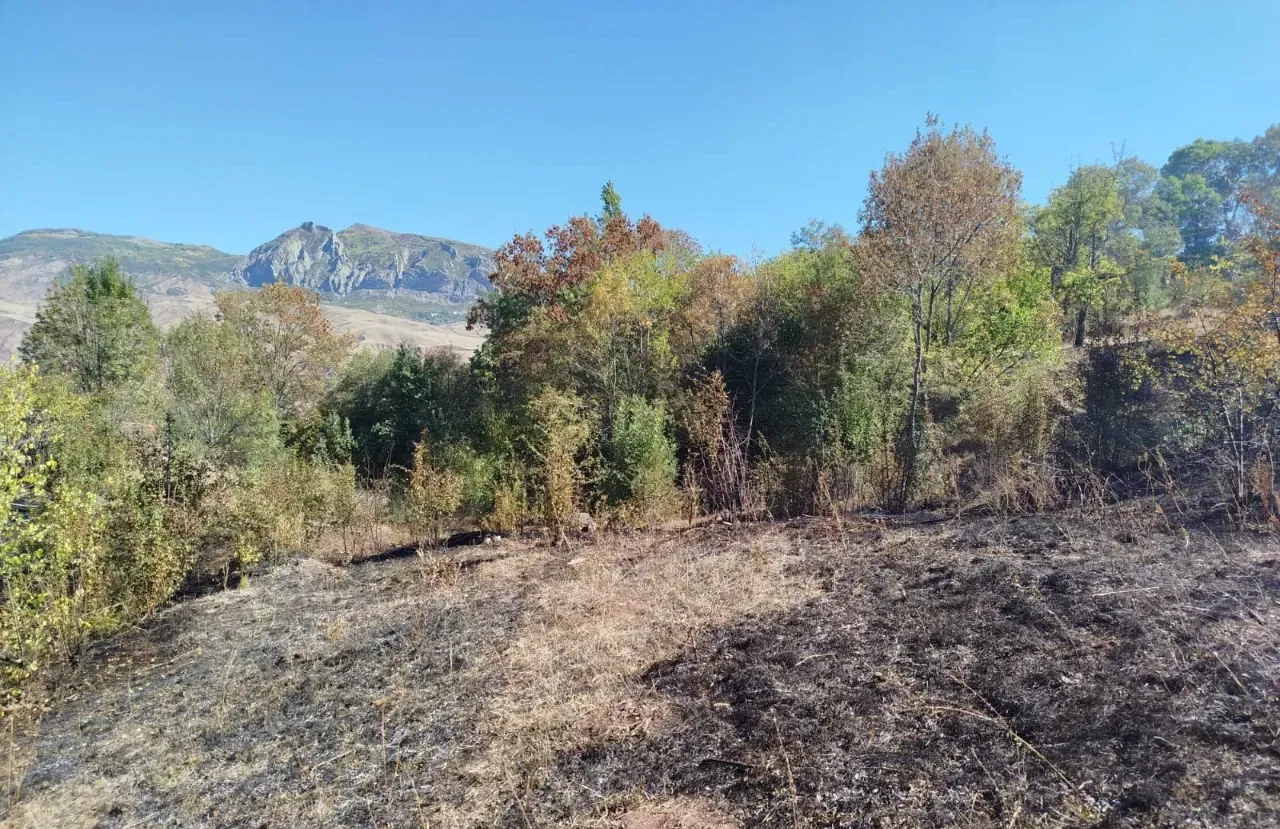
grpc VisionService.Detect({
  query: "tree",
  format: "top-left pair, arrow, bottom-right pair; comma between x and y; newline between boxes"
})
19,258 -> 158,395
1151,195 -> 1280,518
468,209 -> 666,408
330,345 -> 479,476
1253,125 -> 1280,210
1029,165 -> 1127,345
1156,173 -> 1225,264
599,180 -> 623,224
1157,127 -> 1280,260
860,116 -> 1022,507
1162,138 -> 1255,242
164,315 -> 279,467
214,284 -> 352,421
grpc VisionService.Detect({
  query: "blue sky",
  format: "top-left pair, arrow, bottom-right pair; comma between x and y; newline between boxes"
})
2,0 -> 1277,257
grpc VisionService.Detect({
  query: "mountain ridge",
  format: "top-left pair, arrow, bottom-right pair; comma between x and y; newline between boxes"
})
0,223 -> 497,359
235,221 -> 495,303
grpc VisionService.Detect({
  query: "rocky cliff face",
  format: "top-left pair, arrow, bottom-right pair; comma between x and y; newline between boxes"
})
236,222 -> 494,303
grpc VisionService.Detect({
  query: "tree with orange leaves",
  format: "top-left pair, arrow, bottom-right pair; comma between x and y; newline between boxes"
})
215,284 -> 353,421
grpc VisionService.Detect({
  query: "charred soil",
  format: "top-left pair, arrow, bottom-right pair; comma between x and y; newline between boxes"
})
4,516 -> 1279,828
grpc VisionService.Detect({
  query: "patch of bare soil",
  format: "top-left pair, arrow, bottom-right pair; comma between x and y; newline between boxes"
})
4,518 -> 1279,828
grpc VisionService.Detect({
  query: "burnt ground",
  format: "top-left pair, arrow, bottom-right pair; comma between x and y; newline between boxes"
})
4,516 -> 1280,828
534,519 -> 1280,827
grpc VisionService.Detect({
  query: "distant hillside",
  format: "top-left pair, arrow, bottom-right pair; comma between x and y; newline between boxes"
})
0,228 -> 243,303
0,225 -> 496,358
237,222 -> 495,305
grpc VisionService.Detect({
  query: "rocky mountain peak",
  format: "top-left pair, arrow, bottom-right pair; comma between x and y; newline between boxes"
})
232,222 -> 493,302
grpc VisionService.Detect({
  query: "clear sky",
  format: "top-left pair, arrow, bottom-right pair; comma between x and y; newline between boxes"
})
2,0 -> 1277,257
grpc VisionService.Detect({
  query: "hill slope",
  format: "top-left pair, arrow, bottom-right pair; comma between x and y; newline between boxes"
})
6,518 -> 1278,827
0,226 -> 495,357
0,228 -> 242,301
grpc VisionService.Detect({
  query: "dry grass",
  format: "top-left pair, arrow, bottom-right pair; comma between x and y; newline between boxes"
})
453,530 -> 817,822
609,797 -> 741,828
7,519 -> 1277,827
0,283 -> 485,361
3,528 -> 816,829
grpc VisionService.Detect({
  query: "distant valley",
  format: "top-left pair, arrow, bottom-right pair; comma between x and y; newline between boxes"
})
0,224 -> 496,359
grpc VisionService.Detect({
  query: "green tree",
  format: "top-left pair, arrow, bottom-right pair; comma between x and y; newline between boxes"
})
19,258 -> 158,395
330,345 -> 479,476
164,315 -> 279,467
1162,138 -> 1255,241
1156,173 -> 1225,263
599,180 -> 623,224
860,116 -> 1023,508
1157,127 -> 1280,260
1029,165 -> 1126,345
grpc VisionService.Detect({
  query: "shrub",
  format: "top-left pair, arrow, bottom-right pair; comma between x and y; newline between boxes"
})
526,388 -> 594,544
677,372 -> 756,517
406,434 -> 465,549
484,462 -> 529,534
287,410 -> 355,466
604,396 -> 678,525
0,365 -> 111,697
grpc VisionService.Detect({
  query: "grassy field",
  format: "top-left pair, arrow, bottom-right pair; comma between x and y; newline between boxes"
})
0,286 -> 486,360
4,515 -> 1277,828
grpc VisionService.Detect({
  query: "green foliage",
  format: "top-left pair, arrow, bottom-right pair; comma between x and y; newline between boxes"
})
214,284 -> 353,421
1157,173 -> 1225,263
19,257 -> 159,395
484,462 -> 529,534
599,180 -> 623,224
861,116 -> 1025,508
213,459 -> 360,572
164,314 -> 280,468
406,434 -> 465,548
604,396 -> 678,523
331,346 -> 479,477
0,365 -> 99,689
287,410 -> 355,466
526,388 -> 595,542
0,365 -> 194,698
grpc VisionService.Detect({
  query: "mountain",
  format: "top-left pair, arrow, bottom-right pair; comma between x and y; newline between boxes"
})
237,222 -> 494,304
0,228 -> 243,302
0,225 -> 496,359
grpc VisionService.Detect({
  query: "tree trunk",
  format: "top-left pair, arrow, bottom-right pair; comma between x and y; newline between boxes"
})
1074,305 -> 1087,348
898,294 -> 926,511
